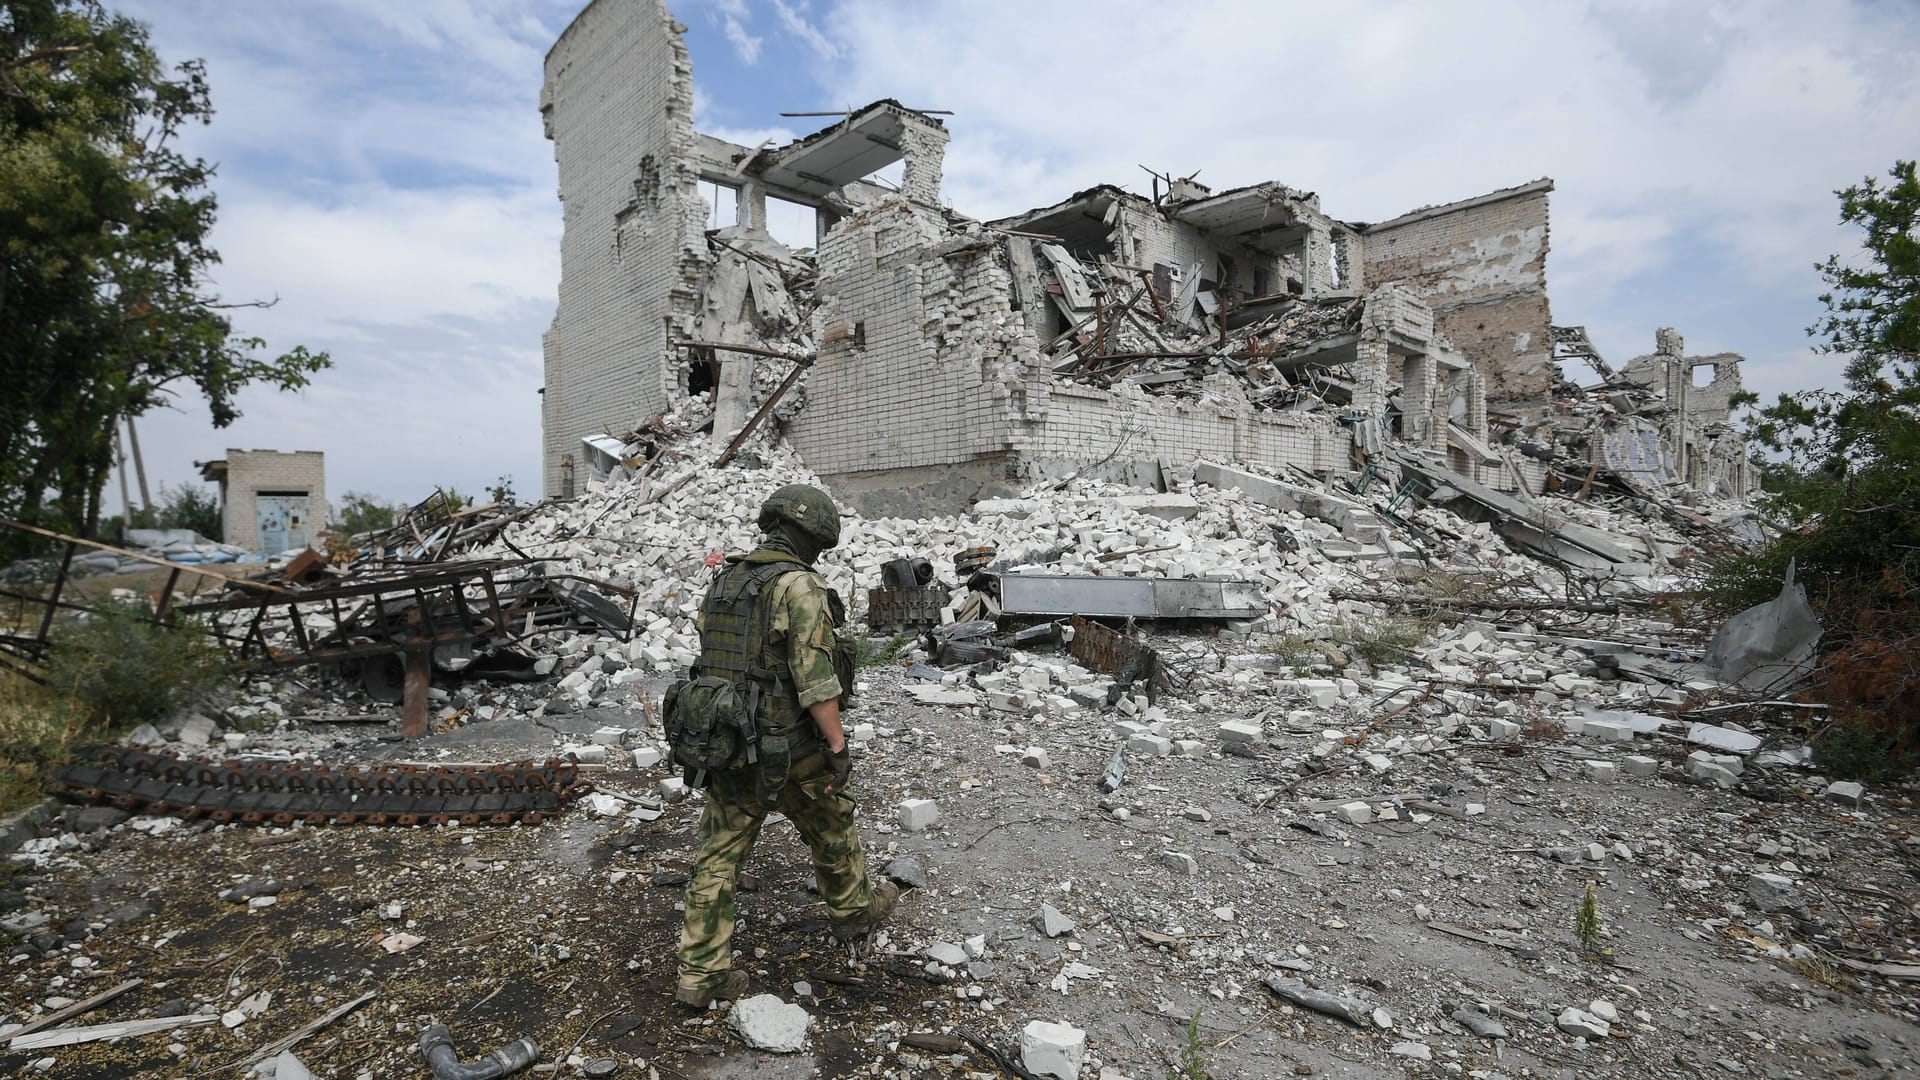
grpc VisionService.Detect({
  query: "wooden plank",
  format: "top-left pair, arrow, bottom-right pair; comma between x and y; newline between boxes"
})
6,978 -> 142,1038
243,990 -> 377,1067
1426,920 -> 1541,958
10,1013 -> 218,1050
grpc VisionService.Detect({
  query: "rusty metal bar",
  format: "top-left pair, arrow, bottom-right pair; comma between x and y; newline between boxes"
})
33,542 -> 76,648
715,355 -> 814,468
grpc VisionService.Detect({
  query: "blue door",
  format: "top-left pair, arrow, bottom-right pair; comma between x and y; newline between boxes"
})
256,493 -> 309,552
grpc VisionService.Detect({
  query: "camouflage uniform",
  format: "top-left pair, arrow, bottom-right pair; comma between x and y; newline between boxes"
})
675,559 -> 874,997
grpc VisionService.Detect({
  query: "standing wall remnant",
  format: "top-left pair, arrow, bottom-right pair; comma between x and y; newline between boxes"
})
539,0 -> 707,497
1358,180 -> 1555,418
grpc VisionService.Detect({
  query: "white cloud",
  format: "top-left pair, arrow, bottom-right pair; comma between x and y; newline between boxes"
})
722,15 -> 764,64
771,0 -> 839,61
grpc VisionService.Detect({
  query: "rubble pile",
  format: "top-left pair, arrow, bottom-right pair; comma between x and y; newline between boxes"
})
1035,251 -> 1370,413
5,412 -> 1918,1079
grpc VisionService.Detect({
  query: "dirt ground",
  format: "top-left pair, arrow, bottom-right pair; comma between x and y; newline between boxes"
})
3,649 -> 1919,1079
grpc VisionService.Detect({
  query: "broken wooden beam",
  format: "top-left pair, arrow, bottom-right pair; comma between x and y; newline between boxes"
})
9,1013 -> 218,1051
673,339 -> 814,362
5,978 -> 142,1039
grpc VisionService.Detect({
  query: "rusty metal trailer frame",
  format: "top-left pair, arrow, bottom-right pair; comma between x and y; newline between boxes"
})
174,560 -> 637,736
1,520 -> 638,736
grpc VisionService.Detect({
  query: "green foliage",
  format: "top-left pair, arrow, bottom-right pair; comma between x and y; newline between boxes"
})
1814,718 -> 1914,784
335,490 -> 397,536
485,475 -> 518,505
855,633 -> 912,668
0,0 -> 330,557
434,487 -> 472,514
1169,1007 -> 1208,1080
1273,617 -> 1437,669
1706,161 -> 1920,757
152,481 -> 220,537
44,598 -> 231,728
0,670 -> 72,812
1574,885 -> 1606,960
1735,160 -> 1920,602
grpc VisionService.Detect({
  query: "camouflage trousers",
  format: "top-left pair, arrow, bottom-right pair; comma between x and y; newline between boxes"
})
676,750 -> 873,994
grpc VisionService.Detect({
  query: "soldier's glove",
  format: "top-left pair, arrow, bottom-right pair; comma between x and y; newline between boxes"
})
825,746 -> 852,793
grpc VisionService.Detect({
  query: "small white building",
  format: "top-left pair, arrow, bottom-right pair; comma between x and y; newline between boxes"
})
197,449 -> 327,554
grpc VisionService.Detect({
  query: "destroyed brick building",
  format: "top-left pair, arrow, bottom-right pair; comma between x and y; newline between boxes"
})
195,449 -> 327,554
538,0 -> 1751,513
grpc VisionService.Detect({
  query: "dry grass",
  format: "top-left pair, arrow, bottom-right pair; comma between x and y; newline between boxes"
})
0,669 -> 81,814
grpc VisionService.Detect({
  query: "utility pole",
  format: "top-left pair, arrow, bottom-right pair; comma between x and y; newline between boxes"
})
113,426 -> 133,531
125,415 -> 153,516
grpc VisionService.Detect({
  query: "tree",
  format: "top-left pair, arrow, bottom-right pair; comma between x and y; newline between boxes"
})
1725,160 -> 1919,758
152,480 -> 219,538
334,491 -> 396,536
485,474 -> 517,506
0,1 -> 329,558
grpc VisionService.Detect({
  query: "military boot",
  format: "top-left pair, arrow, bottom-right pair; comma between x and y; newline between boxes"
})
831,879 -> 900,942
674,969 -> 749,1009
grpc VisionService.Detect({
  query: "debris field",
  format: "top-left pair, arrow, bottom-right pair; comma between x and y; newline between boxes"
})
3,410 -> 1918,1080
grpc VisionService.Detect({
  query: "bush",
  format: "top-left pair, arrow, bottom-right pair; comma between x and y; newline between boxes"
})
1816,716 -> 1916,783
1701,161 -> 1920,761
43,599 -> 232,729
154,481 -> 223,538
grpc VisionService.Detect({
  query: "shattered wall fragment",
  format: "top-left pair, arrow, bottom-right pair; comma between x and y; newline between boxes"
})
1356,180 -> 1555,417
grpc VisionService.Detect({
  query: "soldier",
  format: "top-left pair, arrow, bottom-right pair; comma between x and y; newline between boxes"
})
673,483 -> 901,1008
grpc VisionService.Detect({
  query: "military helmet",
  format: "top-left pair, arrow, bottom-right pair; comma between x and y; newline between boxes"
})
757,484 -> 841,548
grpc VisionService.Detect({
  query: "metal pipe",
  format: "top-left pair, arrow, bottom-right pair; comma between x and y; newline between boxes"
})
417,1024 -> 540,1080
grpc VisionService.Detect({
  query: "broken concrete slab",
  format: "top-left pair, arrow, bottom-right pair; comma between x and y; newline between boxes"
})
1019,1019 -> 1086,1080
729,994 -> 810,1053
1263,975 -> 1373,1027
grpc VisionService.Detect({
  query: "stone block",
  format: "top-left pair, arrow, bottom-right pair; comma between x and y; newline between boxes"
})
1160,850 -> 1197,876
631,746 -> 664,769
1488,717 -> 1521,742
1295,680 -> 1340,708
1019,1020 -> 1087,1080
729,994 -> 811,1053
590,726 -> 629,746
1581,760 -> 1616,782
1127,733 -> 1173,757
1334,801 -> 1373,825
1824,780 -> 1864,806
1620,755 -> 1659,777
1037,904 -> 1075,938
1218,720 -> 1263,744
1583,719 -> 1633,742
897,799 -> 940,832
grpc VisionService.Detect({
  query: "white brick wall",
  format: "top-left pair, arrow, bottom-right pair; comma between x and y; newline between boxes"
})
218,450 -> 326,552
540,0 -> 707,496
790,199 -> 1346,492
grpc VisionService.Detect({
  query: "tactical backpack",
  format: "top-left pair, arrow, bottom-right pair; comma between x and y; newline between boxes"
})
662,556 -> 855,804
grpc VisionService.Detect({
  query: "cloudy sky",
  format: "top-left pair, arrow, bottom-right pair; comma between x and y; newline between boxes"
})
120,0 -> 1918,511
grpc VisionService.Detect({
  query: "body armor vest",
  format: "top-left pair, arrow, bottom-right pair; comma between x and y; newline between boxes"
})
687,552 -> 820,801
